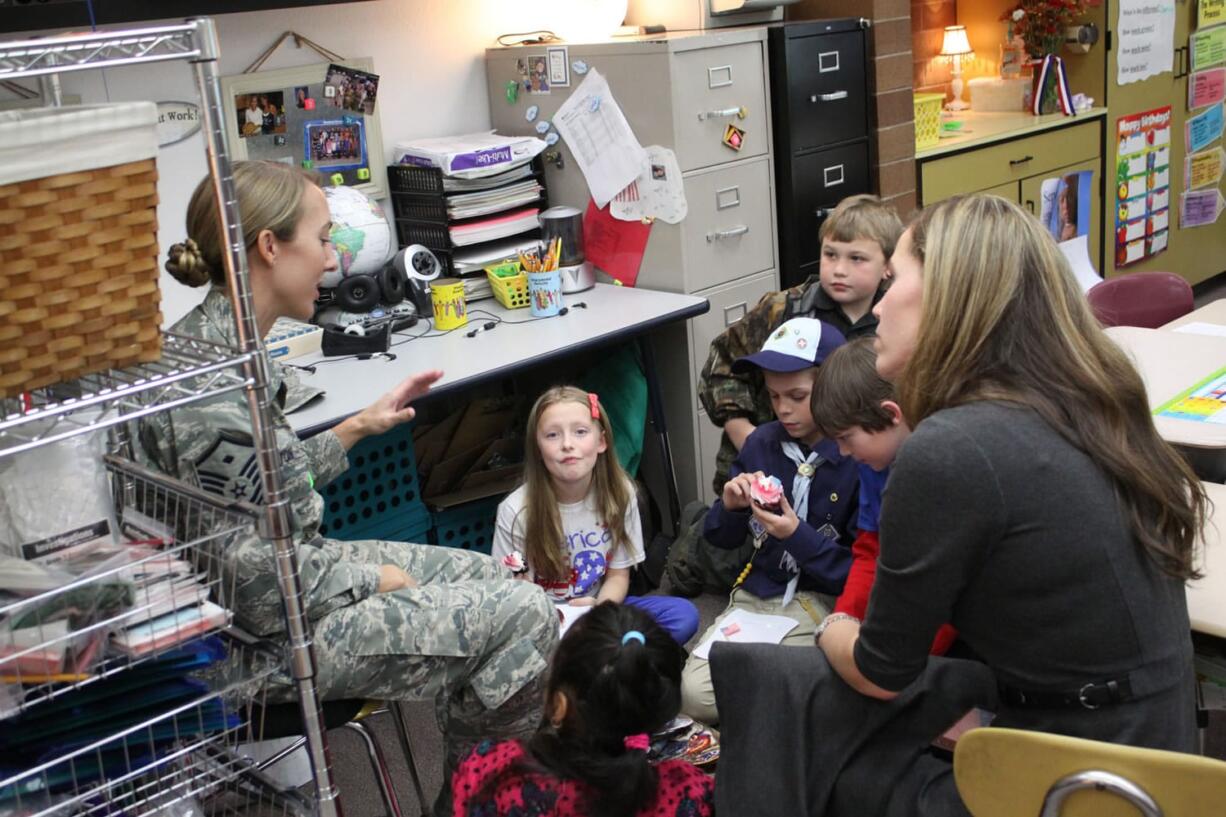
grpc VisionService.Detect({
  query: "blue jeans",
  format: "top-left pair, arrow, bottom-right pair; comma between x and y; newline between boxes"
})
625,595 -> 700,644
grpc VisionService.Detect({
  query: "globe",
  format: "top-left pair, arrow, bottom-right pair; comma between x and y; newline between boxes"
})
321,185 -> 392,289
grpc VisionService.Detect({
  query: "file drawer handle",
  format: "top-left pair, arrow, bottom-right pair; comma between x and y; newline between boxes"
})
810,91 -> 848,103
818,51 -> 840,73
716,186 -> 741,210
724,302 -> 748,326
698,105 -> 748,121
1009,155 -> 1034,167
708,65 -> 734,88
707,225 -> 750,242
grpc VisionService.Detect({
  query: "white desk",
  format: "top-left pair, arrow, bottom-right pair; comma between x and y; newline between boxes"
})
1188,481 -> 1226,638
288,283 -> 709,523
1105,326 -> 1226,450
1161,299 -> 1226,332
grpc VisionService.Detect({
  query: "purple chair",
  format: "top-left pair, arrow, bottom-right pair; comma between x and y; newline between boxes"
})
1087,271 -> 1194,328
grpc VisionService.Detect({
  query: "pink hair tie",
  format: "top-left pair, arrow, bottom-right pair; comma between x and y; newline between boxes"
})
623,733 -> 650,752
588,392 -> 600,420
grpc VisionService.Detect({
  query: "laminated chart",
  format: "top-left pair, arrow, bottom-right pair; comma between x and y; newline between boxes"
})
1155,366 -> 1226,424
1114,106 -> 1172,267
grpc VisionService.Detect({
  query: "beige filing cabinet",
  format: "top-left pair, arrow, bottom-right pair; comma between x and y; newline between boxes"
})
486,29 -> 781,505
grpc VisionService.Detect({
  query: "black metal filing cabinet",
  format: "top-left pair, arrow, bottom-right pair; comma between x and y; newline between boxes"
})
769,18 -> 873,290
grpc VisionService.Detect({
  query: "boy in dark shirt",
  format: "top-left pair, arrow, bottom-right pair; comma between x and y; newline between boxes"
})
679,318 -> 858,724
698,194 -> 903,495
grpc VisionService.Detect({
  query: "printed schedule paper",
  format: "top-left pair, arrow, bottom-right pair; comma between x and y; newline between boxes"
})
551,69 -> 647,209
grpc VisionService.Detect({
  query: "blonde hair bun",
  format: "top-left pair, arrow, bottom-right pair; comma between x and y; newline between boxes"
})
165,238 -> 213,287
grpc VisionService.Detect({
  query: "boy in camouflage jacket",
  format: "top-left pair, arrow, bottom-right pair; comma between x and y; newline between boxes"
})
698,194 -> 903,495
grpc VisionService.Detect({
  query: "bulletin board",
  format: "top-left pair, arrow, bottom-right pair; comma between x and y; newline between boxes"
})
220,58 -> 387,199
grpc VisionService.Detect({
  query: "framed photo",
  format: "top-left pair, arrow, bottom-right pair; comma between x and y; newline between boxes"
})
220,58 -> 387,199
304,119 -> 366,171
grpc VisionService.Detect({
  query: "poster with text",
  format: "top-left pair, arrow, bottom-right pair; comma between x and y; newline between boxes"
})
1192,25 -> 1226,71
1190,67 -> 1226,110
1117,0 -> 1176,84
1200,1 -> 1226,31
1115,106 -> 1172,268
1039,170 -> 1094,243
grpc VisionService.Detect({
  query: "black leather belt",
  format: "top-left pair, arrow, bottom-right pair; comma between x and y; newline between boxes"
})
998,677 -> 1133,710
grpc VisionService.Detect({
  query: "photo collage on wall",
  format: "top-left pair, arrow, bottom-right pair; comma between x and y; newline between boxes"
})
232,64 -> 379,186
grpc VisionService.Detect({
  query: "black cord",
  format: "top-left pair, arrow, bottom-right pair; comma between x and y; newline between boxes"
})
496,30 -> 560,47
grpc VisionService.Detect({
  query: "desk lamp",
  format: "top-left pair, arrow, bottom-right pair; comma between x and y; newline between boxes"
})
940,25 -> 974,111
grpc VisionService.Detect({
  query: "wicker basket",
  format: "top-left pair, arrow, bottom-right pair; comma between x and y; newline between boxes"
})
913,93 -> 945,150
0,103 -> 161,397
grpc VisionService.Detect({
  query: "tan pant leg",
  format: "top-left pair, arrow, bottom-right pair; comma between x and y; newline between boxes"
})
679,588 -> 829,724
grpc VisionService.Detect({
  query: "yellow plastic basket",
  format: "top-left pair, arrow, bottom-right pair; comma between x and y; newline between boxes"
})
485,260 -> 530,309
913,93 -> 945,150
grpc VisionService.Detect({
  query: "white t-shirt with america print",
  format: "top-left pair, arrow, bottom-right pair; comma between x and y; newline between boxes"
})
492,479 -> 645,602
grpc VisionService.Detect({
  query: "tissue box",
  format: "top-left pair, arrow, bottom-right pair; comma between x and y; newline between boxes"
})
969,77 -> 1029,112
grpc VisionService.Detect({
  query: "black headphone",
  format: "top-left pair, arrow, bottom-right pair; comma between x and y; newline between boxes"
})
333,264 -> 406,311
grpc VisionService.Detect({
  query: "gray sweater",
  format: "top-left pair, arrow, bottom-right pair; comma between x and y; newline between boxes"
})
856,401 -> 1195,749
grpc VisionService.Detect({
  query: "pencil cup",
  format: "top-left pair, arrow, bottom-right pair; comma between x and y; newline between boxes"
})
430,278 -> 468,330
527,270 -> 563,318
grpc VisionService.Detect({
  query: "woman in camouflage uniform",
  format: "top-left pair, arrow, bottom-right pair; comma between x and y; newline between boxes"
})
144,161 -> 557,809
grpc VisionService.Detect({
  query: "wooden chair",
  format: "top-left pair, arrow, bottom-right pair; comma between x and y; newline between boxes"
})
953,727 -> 1226,816
1087,271 -> 1194,328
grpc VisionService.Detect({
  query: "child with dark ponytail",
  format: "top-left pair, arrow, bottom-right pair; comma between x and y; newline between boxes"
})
452,602 -> 714,817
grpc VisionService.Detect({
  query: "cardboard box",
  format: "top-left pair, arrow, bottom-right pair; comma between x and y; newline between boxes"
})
417,397 -> 523,507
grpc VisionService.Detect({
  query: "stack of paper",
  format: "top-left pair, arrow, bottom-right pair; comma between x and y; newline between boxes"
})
447,180 -> 543,220
450,207 -> 540,247
461,276 -> 493,302
442,163 -> 534,192
112,601 -> 229,657
453,235 -> 543,275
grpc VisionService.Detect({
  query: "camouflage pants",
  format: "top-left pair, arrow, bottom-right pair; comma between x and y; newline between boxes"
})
278,540 -> 557,784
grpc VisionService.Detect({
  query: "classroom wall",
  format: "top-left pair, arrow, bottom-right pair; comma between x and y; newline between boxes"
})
39,0 -> 569,324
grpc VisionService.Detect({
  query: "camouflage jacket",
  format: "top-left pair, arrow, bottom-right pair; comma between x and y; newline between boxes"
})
697,276 -> 883,495
138,287 -> 381,636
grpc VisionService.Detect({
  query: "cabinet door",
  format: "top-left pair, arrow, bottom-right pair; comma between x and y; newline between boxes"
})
1019,158 -> 1101,275
923,179 -> 1019,207
919,121 -> 1099,206
783,30 -> 868,153
791,142 -> 871,267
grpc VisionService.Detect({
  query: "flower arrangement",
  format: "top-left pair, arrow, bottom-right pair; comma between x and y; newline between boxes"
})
1001,0 -> 1087,59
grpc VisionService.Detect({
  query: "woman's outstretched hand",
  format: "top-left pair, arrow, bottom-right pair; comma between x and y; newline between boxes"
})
335,369 -> 444,449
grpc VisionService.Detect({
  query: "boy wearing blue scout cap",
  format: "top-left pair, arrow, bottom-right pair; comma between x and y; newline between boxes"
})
679,317 -> 859,725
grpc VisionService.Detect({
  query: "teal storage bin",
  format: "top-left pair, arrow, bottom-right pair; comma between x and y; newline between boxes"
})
430,497 -> 503,555
319,423 -> 431,540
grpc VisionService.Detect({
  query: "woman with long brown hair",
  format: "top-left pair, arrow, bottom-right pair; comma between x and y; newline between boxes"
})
711,193 -> 1206,816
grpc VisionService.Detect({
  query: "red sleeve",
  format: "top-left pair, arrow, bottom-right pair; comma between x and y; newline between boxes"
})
930,623 -> 959,656
834,531 -> 958,655
832,530 -> 879,619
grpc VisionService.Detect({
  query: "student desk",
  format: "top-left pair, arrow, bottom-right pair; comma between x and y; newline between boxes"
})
1161,299 -> 1226,332
1189,481 -> 1226,638
1105,326 -> 1226,451
288,283 -> 709,526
